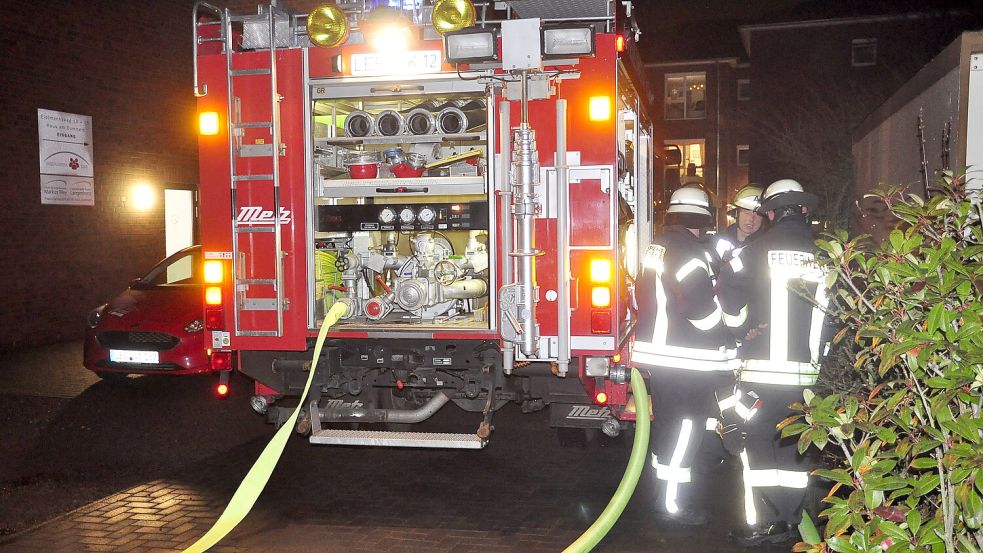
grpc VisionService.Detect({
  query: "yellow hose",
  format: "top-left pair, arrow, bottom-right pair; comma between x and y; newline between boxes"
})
182,301 -> 350,553
562,368 -> 651,553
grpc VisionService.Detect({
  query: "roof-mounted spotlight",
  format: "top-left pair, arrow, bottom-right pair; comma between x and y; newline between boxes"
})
432,0 -> 476,36
444,27 -> 498,64
542,24 -> 595,59
307,3 -> 349,48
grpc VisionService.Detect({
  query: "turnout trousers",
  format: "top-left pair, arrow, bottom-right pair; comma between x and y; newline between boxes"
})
735,382 -> 813,527
648,367 -> 733,514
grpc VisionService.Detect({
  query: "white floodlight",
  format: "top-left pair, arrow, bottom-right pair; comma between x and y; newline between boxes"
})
444,28 -> 498,63
542,25 -> 595,58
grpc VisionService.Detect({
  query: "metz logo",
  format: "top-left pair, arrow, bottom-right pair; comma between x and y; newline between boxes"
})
567,405 -> 611,420
323,399 -> 364,409
236,206 -> 293,225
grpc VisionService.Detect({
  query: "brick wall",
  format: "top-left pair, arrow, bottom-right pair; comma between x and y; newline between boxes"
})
0,1 -> 199,350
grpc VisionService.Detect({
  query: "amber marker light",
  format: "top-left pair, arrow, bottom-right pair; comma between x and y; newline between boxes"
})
203,260 -> 224,284
589,96 -> 611,121
590,258 -> 612,282
199,111 -> 219,135
591,286 -> 611,308
205,286 -> 223,305
595,391 -> 609,405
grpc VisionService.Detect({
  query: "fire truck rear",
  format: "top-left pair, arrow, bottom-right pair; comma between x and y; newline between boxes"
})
193,0 -> 661,448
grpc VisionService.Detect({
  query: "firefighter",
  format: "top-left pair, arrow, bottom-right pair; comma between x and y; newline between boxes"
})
713,184 -> 763,263
717,179 -> 829,546
632,187 -> 736,526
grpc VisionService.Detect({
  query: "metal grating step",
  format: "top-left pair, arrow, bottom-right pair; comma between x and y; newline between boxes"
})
309,429 -> 486,449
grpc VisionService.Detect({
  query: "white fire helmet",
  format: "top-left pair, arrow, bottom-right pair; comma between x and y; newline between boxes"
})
667,187 -> 713,217
756,179 -> 818,213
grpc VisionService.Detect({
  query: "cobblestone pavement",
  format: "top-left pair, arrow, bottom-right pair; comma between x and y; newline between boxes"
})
0,342 -> 795,553
0,409 -> 772,553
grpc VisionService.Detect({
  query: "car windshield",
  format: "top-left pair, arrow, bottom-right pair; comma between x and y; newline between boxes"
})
137,248 -> 202,287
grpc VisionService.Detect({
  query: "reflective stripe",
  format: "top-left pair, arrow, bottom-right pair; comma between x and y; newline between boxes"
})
705,417 -> 718,431
810,281 -> 829,363
717,390 -> 759,421
665,418 -> 694,514
722,304 -> 748,328
740,449 -> 811,526
740,449 -> 757,525
633,341 -> 736,362
729,255 -> 744,273
740,359 -> 819,386
715,237 -> 735,258
652,455 -> 693,483
632,350 -> 736,371
689,299 -> 722,331
675,258 -> 708,282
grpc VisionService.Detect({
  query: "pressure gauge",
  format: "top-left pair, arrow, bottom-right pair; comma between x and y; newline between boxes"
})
379,207 -> 396,224
399,207 -> 416,224
418,206 -> 436,224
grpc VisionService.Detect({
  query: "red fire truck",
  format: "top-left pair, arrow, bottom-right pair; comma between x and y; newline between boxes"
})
192,0 -> 663,448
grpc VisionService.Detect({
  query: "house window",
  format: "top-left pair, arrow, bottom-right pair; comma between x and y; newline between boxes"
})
852,38 -> 877,67
737,79 -> 750,101
665,73 -> 706,120
664,139 -> 706,192
736,145 -> 749,166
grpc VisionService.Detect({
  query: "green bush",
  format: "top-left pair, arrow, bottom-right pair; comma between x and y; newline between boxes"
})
785,173 -> 983,553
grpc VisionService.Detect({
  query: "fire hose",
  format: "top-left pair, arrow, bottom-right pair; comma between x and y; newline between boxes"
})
183,301 -> 649,552
182,300 -> 351,553
562,368 -> 650,553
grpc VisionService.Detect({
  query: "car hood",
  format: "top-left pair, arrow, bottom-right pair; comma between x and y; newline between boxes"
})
101,286 -> 203,328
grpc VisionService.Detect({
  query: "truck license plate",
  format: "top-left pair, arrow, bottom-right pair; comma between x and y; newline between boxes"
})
350,50 -> 442,76
110,349 -> 159,364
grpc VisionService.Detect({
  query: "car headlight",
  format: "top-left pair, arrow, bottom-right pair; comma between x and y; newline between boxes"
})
86,304 -> 107,329
184,319 -> 204,333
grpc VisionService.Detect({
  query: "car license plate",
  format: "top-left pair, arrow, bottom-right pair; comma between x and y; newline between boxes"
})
110,349 -> 159,364
350,50 -> 442,77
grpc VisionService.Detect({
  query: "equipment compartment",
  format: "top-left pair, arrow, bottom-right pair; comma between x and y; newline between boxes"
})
308,81 -> 494,332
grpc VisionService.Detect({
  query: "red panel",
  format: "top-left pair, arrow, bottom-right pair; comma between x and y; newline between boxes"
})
196,50 -> 308,352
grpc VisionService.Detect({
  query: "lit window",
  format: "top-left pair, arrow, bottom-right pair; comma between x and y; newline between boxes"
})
737,79 -> 750,101
664,72 -> 706,120
663,139 -> 705,194
736,145 -> 749,166
852,38 -> 877,67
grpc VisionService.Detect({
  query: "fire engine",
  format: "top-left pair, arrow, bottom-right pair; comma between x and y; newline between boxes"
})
192,0 -> 663,449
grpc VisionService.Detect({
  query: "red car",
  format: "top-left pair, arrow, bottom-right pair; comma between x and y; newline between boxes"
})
84,245 -> 224,380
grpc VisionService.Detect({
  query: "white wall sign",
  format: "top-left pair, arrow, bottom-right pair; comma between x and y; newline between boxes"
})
38,108 -> 94,206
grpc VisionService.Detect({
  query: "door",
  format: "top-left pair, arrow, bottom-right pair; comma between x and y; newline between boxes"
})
165,188 -> 196,256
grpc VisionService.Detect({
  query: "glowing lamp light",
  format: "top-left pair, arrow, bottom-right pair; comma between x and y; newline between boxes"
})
307,3 -> 349,48
616,35 -> 626,53
595,391 -> 608,405
369,23 -> 412,53
203,260 -> 224,284
590,258 -> 612,283
130,183 -> 156,211
216,383 -> 230,396
591,286 -> 611,308
613,353 -> 621,363
589,96 -> 611,121
205,286 -> 223,305
199,111 -> 219,135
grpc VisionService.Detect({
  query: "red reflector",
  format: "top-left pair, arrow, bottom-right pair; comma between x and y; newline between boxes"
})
205,307 -> 224,330
216,383 -> 230,396
211,351 -> 232,371
595,391 -> 608,405
590,310 -> 612,334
